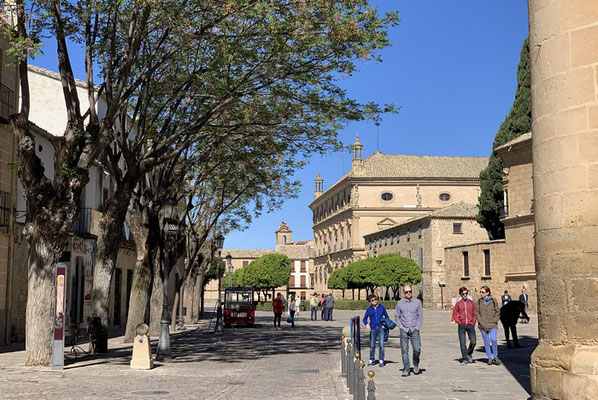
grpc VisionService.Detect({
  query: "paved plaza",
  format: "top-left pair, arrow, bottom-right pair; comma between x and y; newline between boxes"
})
0,309 -> 536,400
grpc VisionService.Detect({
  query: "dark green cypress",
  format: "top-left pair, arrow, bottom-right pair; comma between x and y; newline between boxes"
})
476,38 -> 531,239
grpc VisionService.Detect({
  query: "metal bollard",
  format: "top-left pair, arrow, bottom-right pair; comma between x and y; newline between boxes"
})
367,370 -> 376,400
348,344 -> 354,393
352,352 -> 360,397
341,336 -> 347,377
357,360 -> 366,400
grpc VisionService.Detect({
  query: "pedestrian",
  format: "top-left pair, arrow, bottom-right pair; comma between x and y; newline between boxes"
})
519,287 -> 529,323
501,290 -> 512,306
288,293 -> 297,328
273,293 -> 283,329
394,285 -> 423,377
500,300 -> 530,348
319,294 -> 326,320
282,295 -> 287,314
476,286 -> 501,365
452,286 -> 477,365
325,293 -> 335,321
309,293 -> 319,321
364,294 -> 390,367
294,295 -> 301,316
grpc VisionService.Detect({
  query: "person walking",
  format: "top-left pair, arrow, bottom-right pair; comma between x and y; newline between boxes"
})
294,295 -> 301,316
452,286 -> 477,365
325,293 -> 335,321
500,300 -> 530,348
309,293 -> 319,321
501,290 -> 512,306
288,293 -> 297,328
319,294 -> 326,320
364,294 -> 389,367
476,286 -> 501,365
394,285 -> 423,377
519,287 -> 529,323
273,293 -> 283,329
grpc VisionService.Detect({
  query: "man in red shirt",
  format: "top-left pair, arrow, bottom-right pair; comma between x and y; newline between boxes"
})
452,286 -> 477,365
273,293 -> 284,330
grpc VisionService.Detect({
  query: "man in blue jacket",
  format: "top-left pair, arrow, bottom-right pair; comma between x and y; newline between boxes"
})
364,294 -> 389,367
394,285 -> 423,377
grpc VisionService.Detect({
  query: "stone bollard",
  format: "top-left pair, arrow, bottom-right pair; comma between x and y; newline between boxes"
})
352,351 -> 360,397
358,360 -> 366,400
130,323 -> 154,370
367,370 -> 376,400
348,345 -> 355,394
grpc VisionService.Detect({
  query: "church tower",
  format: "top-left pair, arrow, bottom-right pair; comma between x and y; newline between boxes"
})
351,133 -> 364,170
275,221 -> 292,245
314,172 -> 323,199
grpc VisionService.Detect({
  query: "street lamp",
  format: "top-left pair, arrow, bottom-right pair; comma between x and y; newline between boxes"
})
156,197 -> 179,360
215,234 -> 225,333
226,253 -> 233,288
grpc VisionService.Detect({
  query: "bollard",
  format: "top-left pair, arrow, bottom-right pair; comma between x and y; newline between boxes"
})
348,344 -> 354,393
358,360 -> 366,400
367,370 -> 376,400
341,336 -> 347,376
353,352 -> 360,398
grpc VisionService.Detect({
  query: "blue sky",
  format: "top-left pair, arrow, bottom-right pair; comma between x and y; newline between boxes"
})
32,1 -> 529,250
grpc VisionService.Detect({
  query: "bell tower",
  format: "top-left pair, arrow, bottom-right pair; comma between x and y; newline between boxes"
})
351,133 -> 364,170
275,221 -> 292,245
314,172 -> 323,199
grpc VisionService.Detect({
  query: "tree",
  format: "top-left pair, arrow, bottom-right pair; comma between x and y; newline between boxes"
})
372,254 -> 421,299
477,37 -> 531,239
327,267 -> 350,298
232,253 -> 291,299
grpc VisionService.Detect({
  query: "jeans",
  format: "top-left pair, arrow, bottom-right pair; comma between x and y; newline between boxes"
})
480,328 -> 498,359
457,324 -> 477,360
327,307 -> 333,321
321,307 -> 325,320
399,329 -> 421,372
310,306 -> 317,320
369,328 -> 385,361
273,313 -> 282,327
290,310 -> 295,327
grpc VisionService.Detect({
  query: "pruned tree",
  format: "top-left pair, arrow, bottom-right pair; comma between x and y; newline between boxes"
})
233,253 -> 291,300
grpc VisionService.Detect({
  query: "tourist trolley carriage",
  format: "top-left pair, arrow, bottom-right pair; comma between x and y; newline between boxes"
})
223,287 -> 255,327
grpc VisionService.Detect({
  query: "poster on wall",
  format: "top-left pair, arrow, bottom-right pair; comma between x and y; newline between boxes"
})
83,276 -> 94,322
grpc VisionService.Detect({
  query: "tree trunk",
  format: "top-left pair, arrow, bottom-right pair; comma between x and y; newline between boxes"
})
171,290 -> 180,332
149,256 -> 164,337
24,235 -> 61,366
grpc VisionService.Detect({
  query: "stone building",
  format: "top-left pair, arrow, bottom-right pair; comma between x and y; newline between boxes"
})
0,23 -> 19,346
364,202 -> 490,308
528,1 -> 598,397
204,222 -> 315,303
310,134 -> 488,295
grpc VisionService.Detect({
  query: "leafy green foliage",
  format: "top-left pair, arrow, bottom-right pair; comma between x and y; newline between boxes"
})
477,37 -> 531,239
231,253 -> 291,291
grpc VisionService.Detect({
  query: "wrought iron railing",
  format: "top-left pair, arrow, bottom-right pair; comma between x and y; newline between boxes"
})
0,83 -> 16,122
72,208 -> 92,234
0,191 -> 10,227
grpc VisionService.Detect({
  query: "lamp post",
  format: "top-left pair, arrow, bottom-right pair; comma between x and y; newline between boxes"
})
215,234 -> 225,333
226,253 -> 233,288
156,197 -> 179,361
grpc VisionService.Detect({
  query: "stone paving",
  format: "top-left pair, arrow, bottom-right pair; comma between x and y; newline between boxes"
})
0,309 -> 537,400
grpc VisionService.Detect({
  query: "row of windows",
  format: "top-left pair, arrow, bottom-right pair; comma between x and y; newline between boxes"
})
462,249 -> 491,277
367,226 -> 422,249
379,192 -> 452,202
242,260 -> 308,272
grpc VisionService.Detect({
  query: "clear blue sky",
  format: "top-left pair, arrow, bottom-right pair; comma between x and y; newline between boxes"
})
33,1 -> 529,250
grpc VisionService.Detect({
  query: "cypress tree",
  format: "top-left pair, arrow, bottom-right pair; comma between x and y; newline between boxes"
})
476,38 -> 531,239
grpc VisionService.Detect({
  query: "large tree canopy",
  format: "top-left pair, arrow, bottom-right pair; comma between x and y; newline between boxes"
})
477,37 -> 531,239
232,253 -> 291,293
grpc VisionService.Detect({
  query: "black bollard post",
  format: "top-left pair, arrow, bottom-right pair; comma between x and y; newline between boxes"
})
367,370 -> 376,400
348,344 -> 354,393
358,360 -> 366,400
341,336 -> 347,377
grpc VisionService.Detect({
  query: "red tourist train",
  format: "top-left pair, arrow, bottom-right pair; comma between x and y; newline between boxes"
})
223,287 -> 255,327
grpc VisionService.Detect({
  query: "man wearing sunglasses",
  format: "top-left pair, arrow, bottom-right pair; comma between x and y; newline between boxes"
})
394,285 -> 423,377
452,286 -> 477,365
364,294 -> 390,367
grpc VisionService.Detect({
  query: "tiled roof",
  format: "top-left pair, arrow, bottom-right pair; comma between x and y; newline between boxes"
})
354,152 -> 488,179
224,249 -> 275,259
494,132 -> 532,152
276,243 -> 315,259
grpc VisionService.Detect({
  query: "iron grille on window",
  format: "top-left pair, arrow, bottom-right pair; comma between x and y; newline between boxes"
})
484,249 -> 491,276
72,208 -> 92,234
463,251 -> 469,277
0,191 -> 10,227
0,83 -> 15,122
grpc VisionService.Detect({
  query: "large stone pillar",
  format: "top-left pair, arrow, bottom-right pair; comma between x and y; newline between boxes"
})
529,1 -> 598,399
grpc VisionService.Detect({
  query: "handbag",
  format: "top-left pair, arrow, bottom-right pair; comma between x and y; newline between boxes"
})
287,316 -> 293,323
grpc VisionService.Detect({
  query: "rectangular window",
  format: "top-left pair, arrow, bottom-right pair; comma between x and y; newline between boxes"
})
463,251 -> 469,277
418,248 -> 423,270
390,232 -> 394,244
384,235 -> 388,246
242,261 -> 248,267
289,275 -> 295,287
300,261 -> 306,272
453,223 -> 463,234
418,226 -> 422,239
484,249 -> 491,276
300,275 -> 306,287
407,250 -> 411,259
407,229 -> 411,241
310,273 -> 314,285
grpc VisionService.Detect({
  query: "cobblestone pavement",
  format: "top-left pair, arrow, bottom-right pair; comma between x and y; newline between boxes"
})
0,309 -> 537,400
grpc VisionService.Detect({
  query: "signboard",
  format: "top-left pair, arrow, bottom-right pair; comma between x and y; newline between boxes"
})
83,276 -> 94,322
52,262 -> 67,370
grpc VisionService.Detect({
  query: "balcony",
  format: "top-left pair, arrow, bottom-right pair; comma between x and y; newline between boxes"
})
0,83 -> 16,123
72,208 -> 93,235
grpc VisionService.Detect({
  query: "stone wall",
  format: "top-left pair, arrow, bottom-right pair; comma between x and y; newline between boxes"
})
529,0 -> 598,397
9,225 -> 27,342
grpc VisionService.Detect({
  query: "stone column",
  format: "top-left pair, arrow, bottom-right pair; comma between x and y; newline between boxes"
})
529,1 -> 598,399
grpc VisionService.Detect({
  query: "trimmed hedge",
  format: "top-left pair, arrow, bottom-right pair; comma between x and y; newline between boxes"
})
255,299 -> 398,311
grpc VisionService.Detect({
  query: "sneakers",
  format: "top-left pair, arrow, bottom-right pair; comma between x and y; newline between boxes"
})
467,355 -> 474,363
379,361 -> 385,367
402,370 -> 410,377
493,358 -> 502,366
461,360 -> 468,365
367,360 -> 375,367
487,358 -> 493,366
413,366 -> 420,374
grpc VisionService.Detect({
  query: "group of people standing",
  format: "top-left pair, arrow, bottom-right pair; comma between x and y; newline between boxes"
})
363,284 -> 531,377
272,292 -> 335,329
